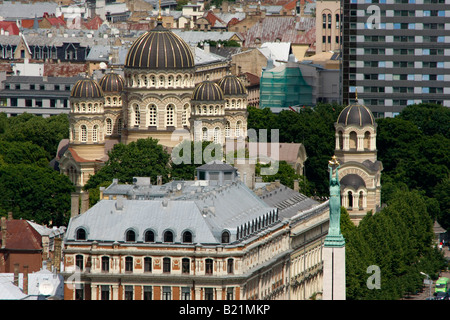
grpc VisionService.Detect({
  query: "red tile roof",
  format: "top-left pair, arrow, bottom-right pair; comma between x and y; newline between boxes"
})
83,15 -> 103,30
0,21 -> 20,35
1,220 -> 42,251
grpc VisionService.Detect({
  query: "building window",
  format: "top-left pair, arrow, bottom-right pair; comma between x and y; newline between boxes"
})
149,105 -> 157,126
80,125 -> 87,142
227,258 -> 234,274
359,191 -> 364,209
117,118 -> 122,135
75,255 -> 84,271
101,285 -> 110,300
163,258 -> 171,273
182,104 -> 189,126
134,105 -> 140,126
144,230 -> 155,242
225,121 -> 231,138
106,118 -> 112,135
182,231 -> 192,243
205,259 -> 213,275
235,121 -> 242,137
227,287 -> 234,300
182,258 -> 190,274
213,127 -> 220,144
126,230 -> 136,242
348,191 -> 353,208
163,286 -> 171,300
125,256 -> 133,272
144,257 -> 152,272
92,125 -> 99,142
164,230 -> 174,243
166,104 -> 174,126
221,231 -> 230,244
102,256 -> 109,272
75,288 -> 84,300
202,127 -> 208,141
181,287 -> 191,300
124,286 -> 133,300
143,286 -> 152,300
76,228 -> 86,240
205,288 -> 214,300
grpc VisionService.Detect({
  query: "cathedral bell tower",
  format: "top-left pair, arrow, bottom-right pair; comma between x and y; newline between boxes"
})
334,95 -> 383,225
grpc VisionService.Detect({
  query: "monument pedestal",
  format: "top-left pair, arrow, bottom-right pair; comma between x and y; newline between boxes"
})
323,244 -> 346,300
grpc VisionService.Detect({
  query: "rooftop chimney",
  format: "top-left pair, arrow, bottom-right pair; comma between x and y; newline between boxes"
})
71,193 -> 80,218
80,191 -> 89,214
1,217 -> 6,249
13,263 -> 19,287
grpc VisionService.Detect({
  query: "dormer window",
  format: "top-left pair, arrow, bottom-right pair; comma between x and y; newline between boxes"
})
221,231 -> 230,244
126,230 -> 136,242
76,228 -> 87,240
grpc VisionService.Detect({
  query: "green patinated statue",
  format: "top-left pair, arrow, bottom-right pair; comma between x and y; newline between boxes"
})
324,156 -> 345,247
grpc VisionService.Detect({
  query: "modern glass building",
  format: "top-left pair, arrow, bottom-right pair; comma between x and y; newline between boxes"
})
341,0 -> 450,118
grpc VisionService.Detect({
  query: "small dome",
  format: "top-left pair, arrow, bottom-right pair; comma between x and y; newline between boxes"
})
99,72 -> 125,93
125,21 -> 194,70
70,78 -> 103,99
337,101 -> 375,127
218,74 -> 247,96
191,80 -> 224,102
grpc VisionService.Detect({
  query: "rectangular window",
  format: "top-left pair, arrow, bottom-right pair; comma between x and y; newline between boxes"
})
181,287 -> 191,300
163,286 -> 171,300
144,257 -> 152,272
143,286 -> 152,300
124,286 -> 133,300
125,257 -> 133,272
101,286 -> 110,300
205,288 -> 214,300
102,257 -> 109,272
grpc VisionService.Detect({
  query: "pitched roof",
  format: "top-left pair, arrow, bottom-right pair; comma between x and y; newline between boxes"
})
1,220 -> 42,251
83,15 -> 103,30
0,21 -> 20,35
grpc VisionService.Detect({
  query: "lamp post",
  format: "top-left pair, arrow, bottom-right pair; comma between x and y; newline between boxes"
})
420,272 -> 432,300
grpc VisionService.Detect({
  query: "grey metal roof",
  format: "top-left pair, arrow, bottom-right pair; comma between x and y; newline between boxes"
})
0,2 -> 58,20
66,179 -> 277,245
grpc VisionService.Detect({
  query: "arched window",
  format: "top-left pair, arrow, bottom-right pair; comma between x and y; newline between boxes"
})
348,191 -> 353,208
164,230 -> 174,243
145,230 -> 155,242
134,105 -> 140,126
106,118 -> 113,135
349,131 -> 357,150
182,104 -> 189,126
159,75 -> 165,87
359,191 -> 364,209
150,75 -> 156,86
336,13 -> 340,29
166,104 -> 174,126
322,14 -> 327,29
225,121 -> 231,138
76,228 -> 86,240
126,230 -> 136,242
149,105 -> 157,126
202,127 -> 208,141
338,131 -> 343,149
235,121 -> 242,137
182,231 -> 193,243
92,125 -> 99,142
80,125 -> 87,142
168,75 -> 174,86
213,127 -> 220,144
221,231 -> 230,244
328,14 -> 332,29
364,131 -> 371,149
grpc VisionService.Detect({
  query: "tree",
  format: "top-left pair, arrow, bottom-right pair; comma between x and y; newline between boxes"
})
84,138 -> 171,191
0,164 -> 74,226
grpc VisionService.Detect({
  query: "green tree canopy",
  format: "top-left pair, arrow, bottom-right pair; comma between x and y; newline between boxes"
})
84,138 -> 171,191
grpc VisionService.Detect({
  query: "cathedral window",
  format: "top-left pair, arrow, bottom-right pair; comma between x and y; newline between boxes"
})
231,99 -> 236,108
203,106 -> 207,114
338,131 -> 344,149
166,105 -> 174,126
88,103 -> 92,112
134,105 -> 140,126
168,75 -> 174,86
150,75 -> 156,87
213,127 -> 220,144
348,191 -> 353,208
225,121 -> 231,138
182,104 -> 189,126
359,191 -> 364,209
92,125 -> 99,142
149,105 -> 157,126
235,121 -> 242,137
80,125 -> 87,142
159,75 -> 165,87
202,127 -> 208,141
364,131 -> 371,149
349,131 -> 357,150
176,75 -> 182,87
106,118 -> 113,135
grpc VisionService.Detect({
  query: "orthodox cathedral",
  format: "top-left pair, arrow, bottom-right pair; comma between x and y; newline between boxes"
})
58,19 -> 248,191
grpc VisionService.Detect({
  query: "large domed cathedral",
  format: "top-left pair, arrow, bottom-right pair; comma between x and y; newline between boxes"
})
58,18 -> 248,191
334,96 -> 383,225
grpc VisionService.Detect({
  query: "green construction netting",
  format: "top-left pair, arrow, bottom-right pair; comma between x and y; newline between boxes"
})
259,62 -> 313,110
